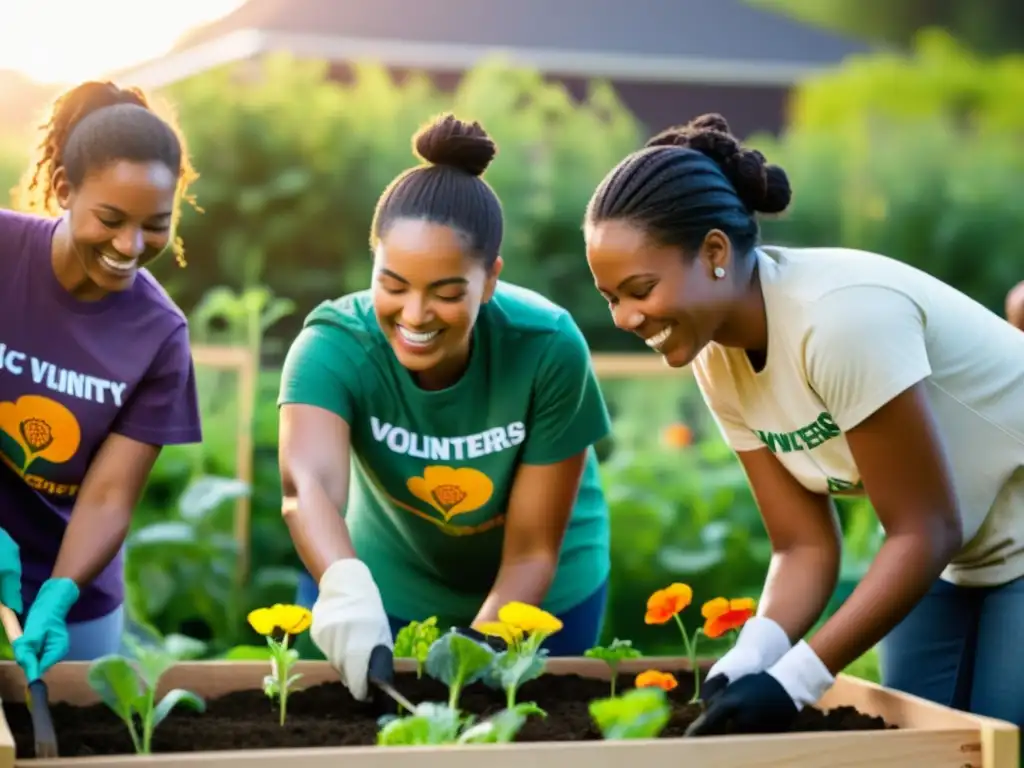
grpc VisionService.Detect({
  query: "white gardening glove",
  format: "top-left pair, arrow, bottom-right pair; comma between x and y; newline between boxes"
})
766,639 -> 836,710
310,559 -> 393,701
705,616 -> 792,691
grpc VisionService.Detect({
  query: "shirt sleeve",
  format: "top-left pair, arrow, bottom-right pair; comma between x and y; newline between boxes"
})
803,285 -> 932,432
112,323 -> 203,445
520,314 -> 612,465
278,322 -> 364,422
691,354 -> 765,453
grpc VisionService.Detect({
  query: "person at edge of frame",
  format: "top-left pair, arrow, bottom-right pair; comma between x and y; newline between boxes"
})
581,111 -> 1024,733
0,80 -> 203,681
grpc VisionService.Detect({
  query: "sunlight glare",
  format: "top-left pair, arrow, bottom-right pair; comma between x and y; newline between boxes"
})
0,0 -> 247,84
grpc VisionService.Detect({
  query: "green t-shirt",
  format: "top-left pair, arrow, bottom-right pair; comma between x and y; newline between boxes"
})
278,281 -> 612,625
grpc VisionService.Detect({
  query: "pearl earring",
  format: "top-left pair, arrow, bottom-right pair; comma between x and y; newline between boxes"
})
713,266 -> 726,279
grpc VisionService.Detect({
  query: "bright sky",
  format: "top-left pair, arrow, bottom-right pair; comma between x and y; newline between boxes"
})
0,0 -> 248,84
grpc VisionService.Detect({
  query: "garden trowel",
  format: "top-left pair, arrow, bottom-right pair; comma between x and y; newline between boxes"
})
0,602 -> 58,758
368,644 -> 417,714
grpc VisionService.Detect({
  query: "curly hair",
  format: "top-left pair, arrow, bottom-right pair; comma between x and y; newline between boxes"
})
12,80 -> 200,267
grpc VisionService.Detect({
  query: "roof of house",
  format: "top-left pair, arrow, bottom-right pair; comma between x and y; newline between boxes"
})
115,0 -> 873,89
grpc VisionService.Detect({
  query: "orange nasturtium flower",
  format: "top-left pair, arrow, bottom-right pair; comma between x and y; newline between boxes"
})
662,423 -> 693,449
635,670 -> 678,691
645,583 -> 693,624
701,597 -> 756,639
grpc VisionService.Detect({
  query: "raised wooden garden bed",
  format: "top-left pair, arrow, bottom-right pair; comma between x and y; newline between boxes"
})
0,658 -> 1018,767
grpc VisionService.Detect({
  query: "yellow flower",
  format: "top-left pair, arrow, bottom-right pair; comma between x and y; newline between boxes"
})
474,621 -> 524,644
497,602 -> 563,635
248,604 -> 312,636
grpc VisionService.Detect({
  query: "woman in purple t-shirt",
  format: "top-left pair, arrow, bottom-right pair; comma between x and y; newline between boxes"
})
0,80 -> 203,682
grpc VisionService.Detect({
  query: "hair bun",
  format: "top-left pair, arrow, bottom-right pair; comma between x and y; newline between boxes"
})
645,112 -> 792,215
413,113 -> 496,177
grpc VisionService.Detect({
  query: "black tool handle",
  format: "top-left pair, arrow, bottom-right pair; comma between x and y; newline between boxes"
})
368,644 -> 394,685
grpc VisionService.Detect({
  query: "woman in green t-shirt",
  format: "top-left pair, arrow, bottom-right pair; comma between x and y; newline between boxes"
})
276,114 -> 613,702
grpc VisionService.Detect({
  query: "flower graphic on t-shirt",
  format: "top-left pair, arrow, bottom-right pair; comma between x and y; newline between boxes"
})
0,395 -> 82,474
407,465 -> 494,521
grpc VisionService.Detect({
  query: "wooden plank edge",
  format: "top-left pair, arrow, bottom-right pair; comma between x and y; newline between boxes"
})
14,729 -> 985,768
2,659 -> 1017,767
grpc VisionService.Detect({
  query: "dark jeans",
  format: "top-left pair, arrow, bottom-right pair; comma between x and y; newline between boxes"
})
295,570 -> 608,656
880,575 -> 1024,727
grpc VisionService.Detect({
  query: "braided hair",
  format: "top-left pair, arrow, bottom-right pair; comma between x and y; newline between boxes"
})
585,113 -> 791,258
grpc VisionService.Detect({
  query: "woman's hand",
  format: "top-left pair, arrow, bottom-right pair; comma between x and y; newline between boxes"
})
0,528 -> 22,613
12,578 -> 78,682
310,559 -> 393,701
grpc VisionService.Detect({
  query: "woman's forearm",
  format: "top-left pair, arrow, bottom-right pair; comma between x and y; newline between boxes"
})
809,525 -> 958,674
473,555 -> 556,625
52,503 -> 132,587
759,544 -> 840,643
281,471 -> 357,583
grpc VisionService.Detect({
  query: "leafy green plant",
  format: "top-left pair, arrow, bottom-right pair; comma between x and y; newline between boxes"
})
393,616 -> 440,679
584,638 -> 643,697
377,701 -> 543,746
589,687 -> 671,741
87,640 -> 205,754
424,630 -> 495,709
477,602 -> 563,708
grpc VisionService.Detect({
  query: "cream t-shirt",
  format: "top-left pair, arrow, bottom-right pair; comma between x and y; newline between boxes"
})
691,246 -> 1024,588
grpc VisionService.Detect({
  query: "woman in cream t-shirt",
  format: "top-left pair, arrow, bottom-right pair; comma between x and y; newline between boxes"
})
582,113 -> 1024,735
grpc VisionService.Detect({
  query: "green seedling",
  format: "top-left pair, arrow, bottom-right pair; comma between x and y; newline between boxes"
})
87,641 -> 205,754
377,701 -> 544,746
486,648 -> 549,709
424,630 -> 495,709
262,634 -> 303,726
377,702 -> 469,746
393,616 -> 440,679
457,701 -> 546,743
589,686 -> 671,741
584,638 -> 643,696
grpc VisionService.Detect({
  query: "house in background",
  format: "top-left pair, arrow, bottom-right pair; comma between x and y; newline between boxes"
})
114,0 -> 872,137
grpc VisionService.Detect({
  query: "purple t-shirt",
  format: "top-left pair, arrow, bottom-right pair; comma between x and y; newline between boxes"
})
0,208 -> 203,622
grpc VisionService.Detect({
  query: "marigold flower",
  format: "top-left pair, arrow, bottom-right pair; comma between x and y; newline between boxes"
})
498,601 -> 563,634
248,604 -> 312,636
644,583 -> 693,624
701,597 -> 756,639
635,669 -> 678,691
475,621 -> 525,644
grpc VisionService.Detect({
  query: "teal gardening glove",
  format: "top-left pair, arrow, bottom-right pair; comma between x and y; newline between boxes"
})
0,527 -> 23,613
13,577 -> 80,682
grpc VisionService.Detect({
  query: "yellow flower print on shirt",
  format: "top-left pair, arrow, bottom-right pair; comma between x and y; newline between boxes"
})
0,395 -> 81,474
407,466 -> 494,521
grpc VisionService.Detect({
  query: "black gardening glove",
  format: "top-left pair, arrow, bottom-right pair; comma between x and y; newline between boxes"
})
685,671 -> 799,736
700,672 -> 730,705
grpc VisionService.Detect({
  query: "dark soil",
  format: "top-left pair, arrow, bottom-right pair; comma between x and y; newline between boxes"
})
3,671 -> 894,757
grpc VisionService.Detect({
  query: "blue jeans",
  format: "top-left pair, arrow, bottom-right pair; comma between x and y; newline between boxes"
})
296,571 -> 608,656
880,575 -> 1024,727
